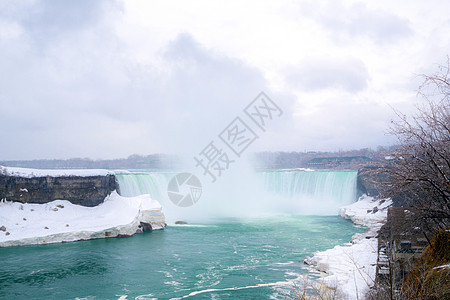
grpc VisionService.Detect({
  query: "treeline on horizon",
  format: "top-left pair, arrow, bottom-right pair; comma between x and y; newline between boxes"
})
0,154 -> 180,170
0,146 -> 397,170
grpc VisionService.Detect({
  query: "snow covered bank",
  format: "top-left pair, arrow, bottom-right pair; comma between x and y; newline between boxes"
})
339,195 -> 392,230
0,191 -> 165,247
306,195 -> 392,299
0,165 -> 112,178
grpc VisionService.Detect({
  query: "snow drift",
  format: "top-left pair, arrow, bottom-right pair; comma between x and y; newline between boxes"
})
0,191 -> 165,247
0,165 -> 113,178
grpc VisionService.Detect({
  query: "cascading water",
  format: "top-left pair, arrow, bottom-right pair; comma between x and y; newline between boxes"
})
115,172 -> 174,199
115,170 -> 358,220
261,170 -> 357,206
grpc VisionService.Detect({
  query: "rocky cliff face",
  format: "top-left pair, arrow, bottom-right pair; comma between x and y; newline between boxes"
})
0,175 -> 117,207
357,166 -> 386,197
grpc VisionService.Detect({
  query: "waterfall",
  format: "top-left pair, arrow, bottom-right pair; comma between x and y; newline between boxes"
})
115,172 -> 174,199
115,170 -> 358,220
260,170 -> 357,207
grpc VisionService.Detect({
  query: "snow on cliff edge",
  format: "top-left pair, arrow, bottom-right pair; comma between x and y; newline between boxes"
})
0,165 -> 113,177
306,195 -> 392,300
0,191 -> 165,247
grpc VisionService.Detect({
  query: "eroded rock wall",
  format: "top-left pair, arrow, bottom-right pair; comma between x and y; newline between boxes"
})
357,166 -> 386,197
0,175 -> 117,207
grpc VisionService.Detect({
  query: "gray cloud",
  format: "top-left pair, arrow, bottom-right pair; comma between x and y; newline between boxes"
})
271,96 -> 397,152
0,0 -> 121,46
286,57 -> 370,92
301,1 -> 413,44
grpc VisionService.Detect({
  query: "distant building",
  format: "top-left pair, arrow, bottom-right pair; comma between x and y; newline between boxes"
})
306,156 -> 373,168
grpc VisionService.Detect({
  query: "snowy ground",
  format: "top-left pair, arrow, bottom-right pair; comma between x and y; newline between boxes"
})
306,195 -> 392,299
0,165 -> 113,177
0,191 -> 165,247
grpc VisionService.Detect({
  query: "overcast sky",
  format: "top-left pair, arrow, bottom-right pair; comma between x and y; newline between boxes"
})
0,0 -> 449,160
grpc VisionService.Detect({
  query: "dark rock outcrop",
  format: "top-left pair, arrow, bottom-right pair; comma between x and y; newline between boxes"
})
0,174 -> 117,207
357,167 -> 411,206
139,222 -> 152,232
357,166 -> 387,197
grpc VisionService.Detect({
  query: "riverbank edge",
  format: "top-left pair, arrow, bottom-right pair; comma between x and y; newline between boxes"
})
305,195 -> 392,299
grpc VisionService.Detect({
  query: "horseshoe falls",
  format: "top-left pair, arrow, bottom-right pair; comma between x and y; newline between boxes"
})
115,170 -> 358,222
260,170 -> 358,214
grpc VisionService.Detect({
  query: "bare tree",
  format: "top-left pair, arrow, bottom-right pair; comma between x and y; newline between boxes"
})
383,59 -> 450,230
379,59 -> 450,232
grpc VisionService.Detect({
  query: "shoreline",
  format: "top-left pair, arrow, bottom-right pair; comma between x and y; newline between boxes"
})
305,195 -> 392,299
